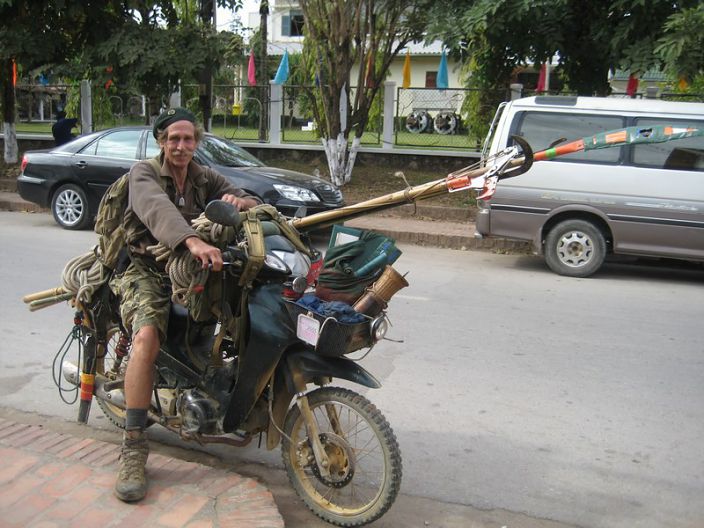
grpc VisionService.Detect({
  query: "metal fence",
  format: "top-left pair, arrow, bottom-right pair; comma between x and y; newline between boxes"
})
395,87 -> 487,149
12,81 -> 704,147
279,85 -> 382,145
181,84 -> 270,142
14,84 -> 75,123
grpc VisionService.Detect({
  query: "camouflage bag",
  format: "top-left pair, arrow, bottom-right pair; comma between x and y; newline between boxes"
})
94,158 -> 162,270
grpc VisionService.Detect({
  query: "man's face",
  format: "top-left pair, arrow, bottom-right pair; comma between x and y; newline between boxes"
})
161,120 -> 197,170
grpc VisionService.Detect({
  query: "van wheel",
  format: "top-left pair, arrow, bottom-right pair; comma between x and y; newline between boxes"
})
544,219 -> 606,277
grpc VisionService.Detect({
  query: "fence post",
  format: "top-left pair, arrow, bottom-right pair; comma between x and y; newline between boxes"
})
80,80 -> 93,133
170,85 -> 182,107
510,83 -> 523,100
382,81 -> 396,150
269,81 -> 282,145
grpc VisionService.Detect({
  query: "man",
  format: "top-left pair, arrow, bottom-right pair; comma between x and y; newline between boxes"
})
51,111 -> 78,146
111,108 -> 260,502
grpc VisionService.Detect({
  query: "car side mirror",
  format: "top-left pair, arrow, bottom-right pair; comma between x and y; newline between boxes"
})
205,200 -> 243,229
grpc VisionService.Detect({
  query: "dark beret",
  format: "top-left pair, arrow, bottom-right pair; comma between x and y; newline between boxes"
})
152,107 -> 197,139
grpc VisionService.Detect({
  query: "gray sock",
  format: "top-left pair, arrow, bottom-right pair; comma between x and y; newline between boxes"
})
125,408 -> 148,431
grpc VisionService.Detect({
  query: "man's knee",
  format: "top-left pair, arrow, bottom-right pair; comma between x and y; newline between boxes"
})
132,325 -> 160,362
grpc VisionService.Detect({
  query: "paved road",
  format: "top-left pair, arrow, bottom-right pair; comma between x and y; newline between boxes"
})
1,211 -> 703,528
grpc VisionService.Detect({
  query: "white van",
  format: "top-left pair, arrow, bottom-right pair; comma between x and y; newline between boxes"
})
476,96 -> 704,277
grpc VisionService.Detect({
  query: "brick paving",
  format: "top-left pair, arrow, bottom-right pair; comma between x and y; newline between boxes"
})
0,418 -> 284,528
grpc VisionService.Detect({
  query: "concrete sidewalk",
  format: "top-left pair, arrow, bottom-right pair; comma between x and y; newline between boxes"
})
0,417 -> 283,528
0,191 -> 529,252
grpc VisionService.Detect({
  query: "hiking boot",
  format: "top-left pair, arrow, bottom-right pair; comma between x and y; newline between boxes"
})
114,429 -> 149,502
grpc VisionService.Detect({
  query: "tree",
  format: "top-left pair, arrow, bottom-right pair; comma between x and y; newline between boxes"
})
1,1 -> 244,165
0,0 -> 125,163
90,1 -> 242,124
299,0 -> 431,186
425,0 -> 699,140
654,3 -> 704,86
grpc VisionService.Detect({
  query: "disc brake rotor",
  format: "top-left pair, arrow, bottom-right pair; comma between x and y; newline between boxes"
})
308,433 -> 356,488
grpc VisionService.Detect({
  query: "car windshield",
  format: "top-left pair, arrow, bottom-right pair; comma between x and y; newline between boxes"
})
198,136 -> 264,168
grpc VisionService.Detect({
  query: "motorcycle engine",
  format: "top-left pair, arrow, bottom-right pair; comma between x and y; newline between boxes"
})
177,390 -> 219,434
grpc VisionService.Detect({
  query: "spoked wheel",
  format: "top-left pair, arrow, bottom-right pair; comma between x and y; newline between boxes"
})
95,326 -> 128,428
94,327 -> 154,429
281,387 -> 402,527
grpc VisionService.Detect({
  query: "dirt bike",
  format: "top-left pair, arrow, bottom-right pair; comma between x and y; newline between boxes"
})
28,138 -> 539,525
45,198 -> 408,527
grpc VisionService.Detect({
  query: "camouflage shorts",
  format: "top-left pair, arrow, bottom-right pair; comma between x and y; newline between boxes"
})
109,257 -> 171,340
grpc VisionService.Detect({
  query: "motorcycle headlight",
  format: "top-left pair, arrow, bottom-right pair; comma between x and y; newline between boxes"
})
273,184 -> 321,203
370,316 -> 388,342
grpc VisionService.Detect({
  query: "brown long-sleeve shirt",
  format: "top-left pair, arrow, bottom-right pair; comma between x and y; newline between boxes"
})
124,156 -> 259,254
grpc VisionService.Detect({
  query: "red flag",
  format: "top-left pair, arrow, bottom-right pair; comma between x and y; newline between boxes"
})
247,51 -> 256,86
536,63 -> 546,92
12,59 -> 17,86
626,74 -> 639,97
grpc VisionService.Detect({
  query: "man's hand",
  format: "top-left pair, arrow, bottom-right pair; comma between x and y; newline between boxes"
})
221,194 -> 259,211
184,236 -> 223,271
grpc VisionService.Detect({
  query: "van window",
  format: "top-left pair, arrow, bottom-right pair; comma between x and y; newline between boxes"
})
513,111 -> 624,163
632,118 -> 704,172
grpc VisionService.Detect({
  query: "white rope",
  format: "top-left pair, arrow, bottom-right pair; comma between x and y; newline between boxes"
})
146,213 -> 237,307
60,247 -> 108,304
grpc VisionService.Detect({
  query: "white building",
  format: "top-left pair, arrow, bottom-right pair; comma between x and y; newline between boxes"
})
241,0 -> 462,89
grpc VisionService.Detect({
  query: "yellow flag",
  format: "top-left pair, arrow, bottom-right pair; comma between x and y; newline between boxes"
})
402,50 -> 411,89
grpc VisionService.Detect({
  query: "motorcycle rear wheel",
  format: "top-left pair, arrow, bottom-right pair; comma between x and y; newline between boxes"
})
281,387 -> 402,527
95,326 -> 153,429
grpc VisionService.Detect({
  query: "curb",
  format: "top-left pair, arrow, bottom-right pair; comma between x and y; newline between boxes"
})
0,417 -> 284,528
0,191 -> 531,253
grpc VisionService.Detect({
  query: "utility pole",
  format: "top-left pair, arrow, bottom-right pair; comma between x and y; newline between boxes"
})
258,0 -> 269,141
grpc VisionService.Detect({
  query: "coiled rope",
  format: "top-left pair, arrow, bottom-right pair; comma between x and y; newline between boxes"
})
60,247 -> 109,305
58,214 -> 237,311
147,213 -> 238,307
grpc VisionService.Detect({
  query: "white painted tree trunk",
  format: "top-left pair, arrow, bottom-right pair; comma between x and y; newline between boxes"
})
323,134 -> 362,187
3,122 -> 18,164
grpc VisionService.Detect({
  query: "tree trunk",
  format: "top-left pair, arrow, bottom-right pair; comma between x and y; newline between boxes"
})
258,0 -> 269,142
2,59 -> 18,164
323,134 -> 360,187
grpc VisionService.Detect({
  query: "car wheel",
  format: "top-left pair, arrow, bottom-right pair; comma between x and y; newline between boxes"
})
544,219 -> 606,277
51,184 -> 91,230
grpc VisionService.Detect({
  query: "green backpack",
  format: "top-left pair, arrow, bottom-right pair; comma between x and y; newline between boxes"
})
94,157 -> 162,270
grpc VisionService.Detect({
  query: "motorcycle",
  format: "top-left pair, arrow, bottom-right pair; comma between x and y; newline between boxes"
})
25,139 -> 536,526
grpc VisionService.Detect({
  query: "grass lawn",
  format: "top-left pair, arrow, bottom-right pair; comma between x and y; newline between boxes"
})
270,159 -> 476,209
16,121 -> 479,151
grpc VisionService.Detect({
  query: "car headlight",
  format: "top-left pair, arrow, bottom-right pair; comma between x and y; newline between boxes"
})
273,184 -> 321,203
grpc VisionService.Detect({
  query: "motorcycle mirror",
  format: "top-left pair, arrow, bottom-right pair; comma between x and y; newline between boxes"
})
205,200 -> 243,229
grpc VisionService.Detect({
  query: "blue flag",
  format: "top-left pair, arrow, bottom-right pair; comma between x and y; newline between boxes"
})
437,50 -> 448,89
273,50 -> 290,85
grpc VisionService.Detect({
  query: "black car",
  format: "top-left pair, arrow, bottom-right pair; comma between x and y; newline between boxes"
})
17,126 -> 344,229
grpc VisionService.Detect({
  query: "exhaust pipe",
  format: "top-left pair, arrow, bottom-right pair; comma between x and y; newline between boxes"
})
61,361 -> 127,409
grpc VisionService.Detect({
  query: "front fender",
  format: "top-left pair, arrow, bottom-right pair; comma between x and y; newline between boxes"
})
284,348 -> 382,392
265,348 -> 382,449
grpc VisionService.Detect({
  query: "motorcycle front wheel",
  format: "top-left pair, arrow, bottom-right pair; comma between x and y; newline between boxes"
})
281,387 -> 402,527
